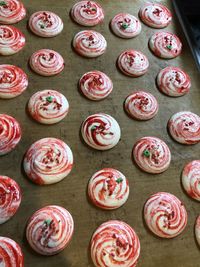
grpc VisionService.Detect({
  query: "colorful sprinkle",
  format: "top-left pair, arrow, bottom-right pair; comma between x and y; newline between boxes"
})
143,149 -> 150,157
46,96 -> 53,102
116,178 -> 123,183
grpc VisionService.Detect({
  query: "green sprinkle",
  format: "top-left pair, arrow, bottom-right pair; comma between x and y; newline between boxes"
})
46,96 -> 53,103
91,8 -> 96,11
143,149 -> 150,157
166,45 -> 172,50
122,23 -> 129,29
0,1 -> 6,6
116,178 -> 123,184
44,219 -> 52,226
40,24 -> 45,29
91,125 -> 97,131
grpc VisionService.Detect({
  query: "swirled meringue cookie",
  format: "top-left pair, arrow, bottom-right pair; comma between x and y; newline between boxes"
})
125,91 -> 158,120
0,25 -> 25,55
0,114 -> 21,155
28,90 -> 69,124
111,13 -> 141,39
195,215 -> 200,246
91,220 -> 140,267
71,1 -> 104,26
168,111 -> 200,145
118,49 -> 149,77
0,175 -> 21,224
81,113 -> 121,150
26,205 -> 74,255
182,160 -> 200,201
0,0 -> 26,24
79,70 -> 113,100
30,49 -> 64,76
157,66 -> 191,97
0,237 -> 24,266
133,136 -> 171,174
0,64 -> 28,98
149,31 -> 182,59
29,11 -> 63,37
88,168 -> 129,210
73,30 -> 107,58
139,2 -> 172,29
23,138 -> 73,185
144,192 -> 187,238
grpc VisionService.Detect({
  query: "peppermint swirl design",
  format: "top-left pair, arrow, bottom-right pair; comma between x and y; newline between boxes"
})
144,192 -> 188,238
118,49 -> 149,77
73,30 -> 107,58
0,175 -> 21,224
0,25 -> 25,55
125,91 -> 158,120
157,66 -> 191,97
81,113 -> 121,150
29,11 -> 63,37
23,138 -> 73,185
79,70 -> 113,100
30,49 -> 64,76
182,161 -> 200,201
0,64 -> 28,98
91,220 -> 140,267
139,2 -> 172,29
71,1 -> 104,26
0,237 -> 24,266
168,111 -> 200,145
0,114 -> 21,156
28,90 -> 69,125
88,168 -> 129,210
149,31 -> 182,59
26,205 -> 74,255
111,13 -> 141,39
195,215 -> 200,246
133,136 -> 171,174
0,0 -> 26,24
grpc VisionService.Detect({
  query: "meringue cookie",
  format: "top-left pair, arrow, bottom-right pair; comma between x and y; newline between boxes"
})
144,192 -> 188,238
88,168 -> 129,209
28,90 -> 69,124
195,216 -> 200,246
0,0 -> 26,24
0,64 -> 28,98
26,205 -> 74,255
23,138 -> 73,185
71,1 -> 104,26
81,113 -> 121,150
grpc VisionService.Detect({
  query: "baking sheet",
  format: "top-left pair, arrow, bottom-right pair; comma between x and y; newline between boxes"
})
0,0 -> 199,266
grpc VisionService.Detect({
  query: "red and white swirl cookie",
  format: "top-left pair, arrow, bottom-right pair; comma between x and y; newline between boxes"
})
0,237 -> 24,266
0,25 -> 25,55
157,66 -> 191,97
28,90 -> 69,124
118,49 -> 149,77
133,136 -> 171,174
71,1 -> 104,26
168,111 -> 200,144
0,114 -> 21,156
111,13 -> 141,39
149,31 -> 182,59
0,64 -> 28,98
30,49 -> 64,76
182,160 -> 200,201
0,0 -> 26,24
144,192 -> 188,238
88,168 -> 129,210
91,220 -> 140,267
23,138 -> 73,185
195,215 -> 200,246
73,30 -> 107,58
26,205 -> 74,255
125,91 -> 158,120
79,70 -> 113,100
29,11 -> 63,37
81,113 -> 121,150
0,175 -> 21,224
139,2 -> 172,29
